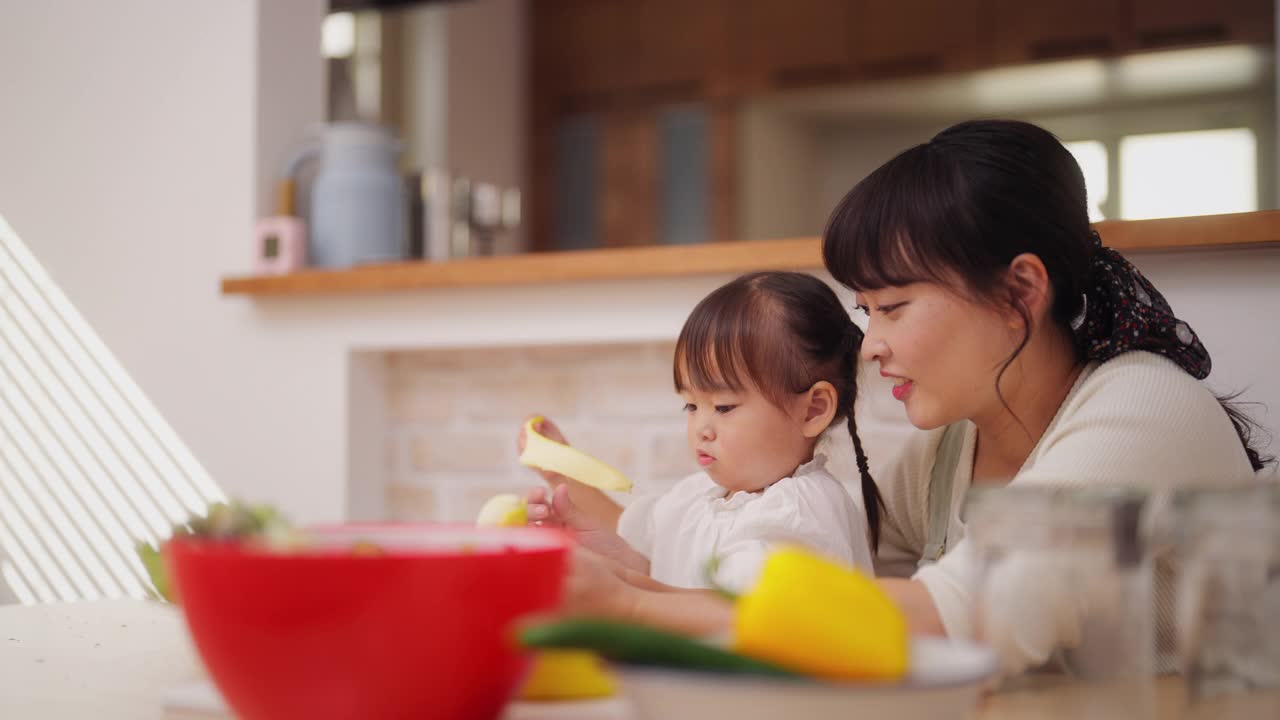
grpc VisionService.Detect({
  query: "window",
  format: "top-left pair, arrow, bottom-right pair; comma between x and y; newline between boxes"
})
1120,128 -> 1257,220
1064,140 -> 1109,222
1062,128 -> 1259,222
322,12 -> 356,59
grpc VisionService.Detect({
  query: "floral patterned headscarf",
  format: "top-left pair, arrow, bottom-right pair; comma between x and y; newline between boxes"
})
1071,231 -> 1211,379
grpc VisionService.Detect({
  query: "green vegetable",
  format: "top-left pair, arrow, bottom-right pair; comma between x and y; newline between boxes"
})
181,501 -> 294,542
136,540 -> 172,603
519,618 -> 794,678
135,500 -> 298,604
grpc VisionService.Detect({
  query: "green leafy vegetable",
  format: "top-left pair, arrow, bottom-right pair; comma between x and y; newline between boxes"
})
135,500 -> 298,603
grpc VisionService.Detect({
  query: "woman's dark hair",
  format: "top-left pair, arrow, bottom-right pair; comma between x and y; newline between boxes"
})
673,271 -> 885,549
822,119 -> 1271,471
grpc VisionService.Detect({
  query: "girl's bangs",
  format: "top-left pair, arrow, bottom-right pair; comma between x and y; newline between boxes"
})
673,302 -> 753,395
672,280 -> 809,411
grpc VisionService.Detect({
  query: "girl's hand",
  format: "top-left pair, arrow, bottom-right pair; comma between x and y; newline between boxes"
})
527,484 -> 650,576
562,546 -> 639,619
561,547 -> 736,639
516,415 -> 571,487
517,413 -> 626,536
524,484 -> 575,529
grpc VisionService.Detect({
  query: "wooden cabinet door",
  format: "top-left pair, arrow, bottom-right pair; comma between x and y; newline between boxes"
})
616,0 -> 732,99
1133,0 -> 1274,49
538,105 -> 732,251
530,0 -> 624,102
734,0 -> 854,90
979,0 -> 1128,66
532,1 -> 734,107
599,111 -> 660,248
537,111 -> 661,251
853,0 -> 979,78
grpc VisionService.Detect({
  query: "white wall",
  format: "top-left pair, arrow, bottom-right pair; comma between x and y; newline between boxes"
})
1131,248 -> 1280,464
256,0 -> 329,218
0,0 -> 343,522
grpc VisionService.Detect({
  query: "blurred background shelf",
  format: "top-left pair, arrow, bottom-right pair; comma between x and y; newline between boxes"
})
222,210 -> 1280,297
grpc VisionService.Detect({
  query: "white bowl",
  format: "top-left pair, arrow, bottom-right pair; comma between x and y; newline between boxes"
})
614,637 -> 999,720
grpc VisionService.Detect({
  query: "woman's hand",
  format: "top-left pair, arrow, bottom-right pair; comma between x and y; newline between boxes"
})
876,577 -> 947,637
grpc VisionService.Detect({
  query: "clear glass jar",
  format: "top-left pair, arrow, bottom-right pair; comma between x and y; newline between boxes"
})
964,486 -> 1155,718
1158,483 -> 1280,703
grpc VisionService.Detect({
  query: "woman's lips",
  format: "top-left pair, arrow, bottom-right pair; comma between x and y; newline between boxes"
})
882,370 -> 913,402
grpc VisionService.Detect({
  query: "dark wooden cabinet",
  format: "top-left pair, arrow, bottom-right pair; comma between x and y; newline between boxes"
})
979,0 -> 1129,66
733,0 -> 854,90
532,0 -> 1274,106
531,0 -> 731,109
528,0 -> 1274,250
852,0 -> 980,78
1133,0 -> 1274,49
615,1 -> 731,100
530,0 -> 624,103
599,111 -> 660,248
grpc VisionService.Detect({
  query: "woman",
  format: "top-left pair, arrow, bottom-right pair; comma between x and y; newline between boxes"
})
527,119 -> 1271,675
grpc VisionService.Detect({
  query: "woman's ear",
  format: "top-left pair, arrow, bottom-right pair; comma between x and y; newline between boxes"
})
800,381 -> 839,438
1005,253 -> 1052,329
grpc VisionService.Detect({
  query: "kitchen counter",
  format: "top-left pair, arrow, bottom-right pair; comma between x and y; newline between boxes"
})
221,211 -> 1280,297
0,600 -> 201,719
3,600 -> 1275,719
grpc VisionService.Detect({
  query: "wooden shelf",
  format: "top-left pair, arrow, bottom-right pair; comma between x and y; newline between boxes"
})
222,211 -> 1280,297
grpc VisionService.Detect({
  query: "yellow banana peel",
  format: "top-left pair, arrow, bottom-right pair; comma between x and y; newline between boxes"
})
519,416 -> 632,492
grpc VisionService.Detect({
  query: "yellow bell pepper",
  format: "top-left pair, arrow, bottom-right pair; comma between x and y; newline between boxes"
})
518,649 -> 617,701
732,546 -> 909,681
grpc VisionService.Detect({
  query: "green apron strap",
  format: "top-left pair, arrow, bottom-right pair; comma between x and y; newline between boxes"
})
918,423 -> 967,568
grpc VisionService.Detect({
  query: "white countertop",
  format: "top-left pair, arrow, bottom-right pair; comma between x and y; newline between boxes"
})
3,600 -> 1274,720
0,600 -> 630,720
0,600 -> 202,719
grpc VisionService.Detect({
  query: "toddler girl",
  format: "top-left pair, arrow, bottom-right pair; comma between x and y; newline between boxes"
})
520,271 -> 883,593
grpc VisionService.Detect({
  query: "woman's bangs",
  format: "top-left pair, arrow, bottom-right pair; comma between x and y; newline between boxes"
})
823,147 -> 961,292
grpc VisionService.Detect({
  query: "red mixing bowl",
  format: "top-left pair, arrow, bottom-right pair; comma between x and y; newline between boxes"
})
166,524 -> 570,720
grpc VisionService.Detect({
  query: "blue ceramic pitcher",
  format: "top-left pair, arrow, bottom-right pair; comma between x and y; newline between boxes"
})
294,123 -> 407,268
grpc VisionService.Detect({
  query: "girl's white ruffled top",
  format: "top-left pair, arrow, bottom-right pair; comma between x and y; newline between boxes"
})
618,453 -> 874,594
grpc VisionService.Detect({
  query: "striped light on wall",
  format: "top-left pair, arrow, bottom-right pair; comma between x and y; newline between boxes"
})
0,214 -> 225,604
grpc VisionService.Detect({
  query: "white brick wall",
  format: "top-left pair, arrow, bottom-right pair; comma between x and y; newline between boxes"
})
385,341 -> 696,522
